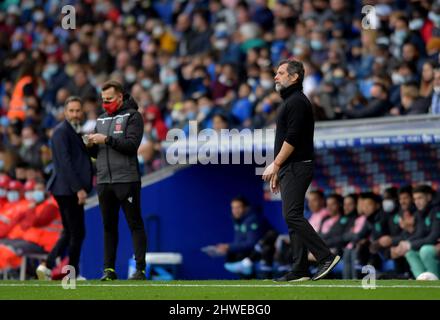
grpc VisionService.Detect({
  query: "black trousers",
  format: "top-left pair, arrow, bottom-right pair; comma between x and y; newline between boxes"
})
47,195 -> 85,274
279,161 -> 332,275
97,182 -> 147,271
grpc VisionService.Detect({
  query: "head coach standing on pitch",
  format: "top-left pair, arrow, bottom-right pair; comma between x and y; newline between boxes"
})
40,96 -> 93,280
262,60 -> 340,282
87,80 -> 147,281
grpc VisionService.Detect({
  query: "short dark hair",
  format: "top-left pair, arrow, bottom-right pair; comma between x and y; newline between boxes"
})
360,192 -> 380,203
398,185 -> 413,196
64,96 -> 82,108
413,185 -> 434,196
309,189 -> 325,200
102,80 -> 124,94
345,193 -> 358,203
231,195 -> 249,207
278,59 -> 305,84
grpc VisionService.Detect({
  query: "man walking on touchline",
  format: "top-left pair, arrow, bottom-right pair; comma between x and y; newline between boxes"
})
87,80 -> 147,281
262,59 -> 340,281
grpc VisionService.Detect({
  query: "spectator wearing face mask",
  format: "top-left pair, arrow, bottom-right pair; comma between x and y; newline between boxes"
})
382,187 -> 401,238
187,10 -> 212,56
344,82 -> 390,119
428,3 -> 440,39
306,190 -> 329,233
402,42 -> 424,75
318,67 -> 358,120
23,179 -> 36,203
343,192 -> 389,278
0,180 -> 30,238
19,125 -> 44,169
137,104 -> 168,174
0,174 -> 11,209
0,179 -> 62,276
309,28 -> 328,66
342,195 -> 368,279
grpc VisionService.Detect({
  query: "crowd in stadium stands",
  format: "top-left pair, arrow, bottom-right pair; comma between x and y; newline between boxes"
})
1,0 -> 440,278
223,185 -> 440,280
1,0 -> 440,178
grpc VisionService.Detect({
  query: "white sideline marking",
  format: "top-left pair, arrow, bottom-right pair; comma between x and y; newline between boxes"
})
0,283 -> 440,289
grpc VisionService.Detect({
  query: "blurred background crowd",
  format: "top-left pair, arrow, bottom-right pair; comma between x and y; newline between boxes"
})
1,0 -> 440,181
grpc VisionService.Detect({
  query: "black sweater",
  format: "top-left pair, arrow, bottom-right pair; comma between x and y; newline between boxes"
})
274,82 -> 315,167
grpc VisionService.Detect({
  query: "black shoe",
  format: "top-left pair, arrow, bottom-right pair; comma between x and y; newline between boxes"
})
100,268 -> 118,281
128,270 -> 147,281
274,271 -> 311,282
311,255 -> 341,281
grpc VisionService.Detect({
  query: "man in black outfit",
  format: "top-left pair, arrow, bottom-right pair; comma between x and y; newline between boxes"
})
88,80 -> 147,281
39,96 -> 93,280
262,60 -> 340,281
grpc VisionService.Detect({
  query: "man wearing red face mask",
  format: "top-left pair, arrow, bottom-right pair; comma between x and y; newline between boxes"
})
87,80 -> 147,281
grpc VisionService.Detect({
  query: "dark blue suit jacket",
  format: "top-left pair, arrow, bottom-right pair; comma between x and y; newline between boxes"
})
47,120 -> 93,196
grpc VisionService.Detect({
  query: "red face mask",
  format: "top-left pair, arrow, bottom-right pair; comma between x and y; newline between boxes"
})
103,99 -> 120,115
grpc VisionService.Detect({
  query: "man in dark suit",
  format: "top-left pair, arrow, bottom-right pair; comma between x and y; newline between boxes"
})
36,96 -> 93,280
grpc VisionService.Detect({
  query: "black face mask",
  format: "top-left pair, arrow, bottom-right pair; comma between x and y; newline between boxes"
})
18,178 -> 27,185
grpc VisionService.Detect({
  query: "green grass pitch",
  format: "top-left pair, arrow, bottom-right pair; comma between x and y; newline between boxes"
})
0,280 -> 440,300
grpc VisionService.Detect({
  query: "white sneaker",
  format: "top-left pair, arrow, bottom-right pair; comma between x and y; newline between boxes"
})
36,264 -> 52,280
76,275 -> 87,281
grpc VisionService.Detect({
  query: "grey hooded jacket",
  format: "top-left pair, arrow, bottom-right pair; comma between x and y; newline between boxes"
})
90,94 -> 143,184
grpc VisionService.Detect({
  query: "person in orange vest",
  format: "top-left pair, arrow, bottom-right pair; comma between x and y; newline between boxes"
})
0,174 -> 11,209
0,180 -> 62,275
0,180 -> 30,238
0,180 -> 31,271
7,61 -> 35,122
